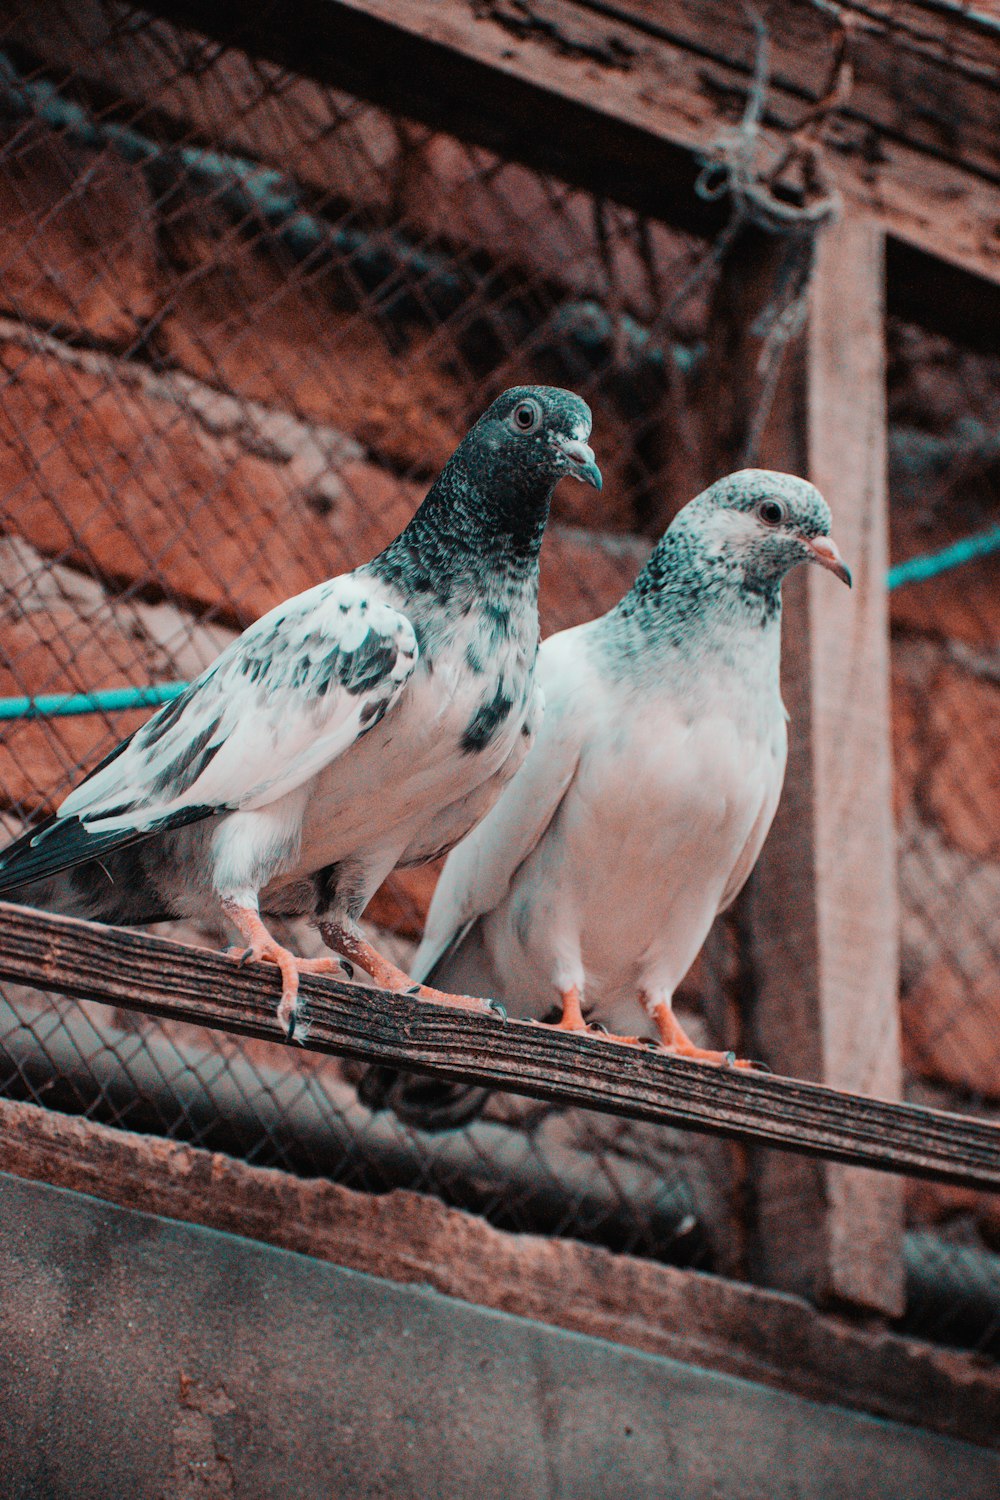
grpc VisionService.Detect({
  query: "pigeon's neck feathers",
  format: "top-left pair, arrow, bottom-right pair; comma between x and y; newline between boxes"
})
372,446 -> 552,603
423,447 -> 554,557
600,510 -> 785,695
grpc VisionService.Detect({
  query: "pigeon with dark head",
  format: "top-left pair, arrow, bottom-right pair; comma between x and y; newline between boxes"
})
0,386 -> 601,1036
360,469 -> 850,1131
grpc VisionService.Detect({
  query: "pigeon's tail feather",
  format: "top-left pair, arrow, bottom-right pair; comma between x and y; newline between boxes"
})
0,805 -> 215,896
4,840 -> 178,926
357,920 -> 498,1132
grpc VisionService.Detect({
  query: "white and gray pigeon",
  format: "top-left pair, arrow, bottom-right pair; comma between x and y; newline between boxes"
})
360,469 -> 850,1130
0,386 -> 601,1036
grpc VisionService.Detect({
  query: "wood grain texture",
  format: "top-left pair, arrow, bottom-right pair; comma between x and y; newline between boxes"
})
0,901 -> 995,1190
598,0 -> 1000,184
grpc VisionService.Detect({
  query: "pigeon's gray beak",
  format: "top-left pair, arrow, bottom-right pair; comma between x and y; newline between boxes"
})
804,534 -> 852,587
556,436 -> 603,491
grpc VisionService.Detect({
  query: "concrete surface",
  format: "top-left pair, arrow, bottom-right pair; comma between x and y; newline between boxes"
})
0,1170 -> 996,1499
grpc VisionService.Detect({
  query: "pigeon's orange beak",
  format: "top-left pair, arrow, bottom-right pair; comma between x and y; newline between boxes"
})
803,534 -> 852,587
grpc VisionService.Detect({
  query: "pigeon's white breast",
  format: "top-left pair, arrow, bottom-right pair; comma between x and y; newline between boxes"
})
280,608 -> 536,894
482,685 -> 786,1025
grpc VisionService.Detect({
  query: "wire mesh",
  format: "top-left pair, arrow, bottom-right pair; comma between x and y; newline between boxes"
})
887,317 -> 1000,1350
0,0 -> 995,1356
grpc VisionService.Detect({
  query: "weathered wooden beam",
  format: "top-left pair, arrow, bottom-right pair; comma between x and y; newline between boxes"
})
14,2 -> 1000,350
604,0 -> 1000,184
700,214 -> 904,1314
131,0 -> 1000,305
799,214 -> 903,1313
0,901 -> 996,1190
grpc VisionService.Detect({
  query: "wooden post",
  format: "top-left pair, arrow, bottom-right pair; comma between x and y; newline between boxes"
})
702,216 -> 904,1315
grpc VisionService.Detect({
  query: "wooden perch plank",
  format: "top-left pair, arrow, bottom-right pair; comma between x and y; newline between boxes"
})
0,901 -> 997,1192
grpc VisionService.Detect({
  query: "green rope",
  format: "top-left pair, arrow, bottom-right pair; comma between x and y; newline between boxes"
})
0,683 -> 188,721
886,523 -> 1000,591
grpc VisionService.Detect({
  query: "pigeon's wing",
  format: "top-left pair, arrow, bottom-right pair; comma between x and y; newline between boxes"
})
0,575 -> 418,893
412,628 -> 588,983
716,727 -> 788,913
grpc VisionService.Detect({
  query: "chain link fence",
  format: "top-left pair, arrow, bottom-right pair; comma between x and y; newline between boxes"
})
887,317 -> 1000,1348
0,0 -> 996,1354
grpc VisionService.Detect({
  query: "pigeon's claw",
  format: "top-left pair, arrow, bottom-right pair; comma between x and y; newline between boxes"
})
318,923 -> 495,1015
225,943 -> 254,967
411,981 -> 496,1015
647,997 -> 753,1067
566,1018 -> 643,1045
529,986 -> 642,1046
222,902 -> 338,1039
276,979 -> 301,1041
228,923 -> 303,1034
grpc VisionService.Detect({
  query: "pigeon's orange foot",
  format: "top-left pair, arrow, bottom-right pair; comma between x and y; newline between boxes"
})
586,1024 -> 645,1046
223,902 -> 339,1039
530,990 -> 641,1050
533,1019 -> 644,1046
530,986 -> 641,1046
408,981 -> 504,1017
647,997 -> 754,1069
318,923 -> 503,1018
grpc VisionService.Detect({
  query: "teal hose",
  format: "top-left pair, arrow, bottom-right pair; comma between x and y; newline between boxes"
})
0,682 -> 188,721
886,523 -> 1000,591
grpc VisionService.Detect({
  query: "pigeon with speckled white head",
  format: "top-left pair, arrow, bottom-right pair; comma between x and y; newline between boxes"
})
0,387 -> 601,1036
360,469 -> 850,1131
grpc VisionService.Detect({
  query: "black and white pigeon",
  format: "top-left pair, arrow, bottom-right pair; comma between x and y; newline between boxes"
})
0,386 -> 601,1036
360,469 -> 850,1130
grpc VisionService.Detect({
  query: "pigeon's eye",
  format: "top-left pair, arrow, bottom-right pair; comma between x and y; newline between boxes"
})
757,499 -> 786,526
511,400 -> 541,433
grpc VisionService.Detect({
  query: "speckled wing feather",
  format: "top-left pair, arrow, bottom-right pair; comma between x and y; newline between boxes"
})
0,576 -> 417,893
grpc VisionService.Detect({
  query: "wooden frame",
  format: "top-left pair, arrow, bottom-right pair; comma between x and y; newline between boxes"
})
138,0 -> 1000,342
